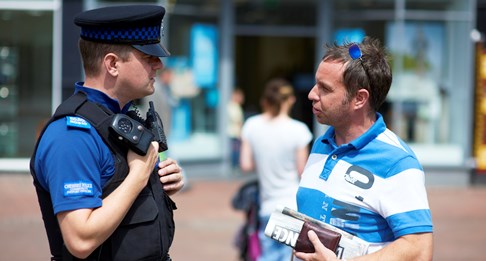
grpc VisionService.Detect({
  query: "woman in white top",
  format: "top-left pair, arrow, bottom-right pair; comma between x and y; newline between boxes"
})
240,78 -> 313,261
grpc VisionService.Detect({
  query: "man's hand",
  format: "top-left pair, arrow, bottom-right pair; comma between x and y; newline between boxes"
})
295,230 -> 339,261
127,142 -> 160,183
58,142 -> 160,259
295,230 -> 433,261
157,158 -> 184,196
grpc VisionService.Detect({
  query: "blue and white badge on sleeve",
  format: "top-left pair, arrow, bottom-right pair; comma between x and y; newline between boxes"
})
64,181 -> 94,197
66,116 -> 91,129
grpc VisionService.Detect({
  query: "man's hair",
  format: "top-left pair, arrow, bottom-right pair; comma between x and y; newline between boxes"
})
261,78 -> 294,117
78,38 -> 133,77
322,36 -> 392,112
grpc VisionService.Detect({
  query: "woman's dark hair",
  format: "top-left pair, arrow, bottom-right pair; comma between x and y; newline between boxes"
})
261,78 -> 294,117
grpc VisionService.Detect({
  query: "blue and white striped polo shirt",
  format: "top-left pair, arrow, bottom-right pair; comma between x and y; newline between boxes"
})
296,113 -> 433,252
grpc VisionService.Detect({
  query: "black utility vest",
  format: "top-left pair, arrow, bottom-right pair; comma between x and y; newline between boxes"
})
30,92 -> 176,261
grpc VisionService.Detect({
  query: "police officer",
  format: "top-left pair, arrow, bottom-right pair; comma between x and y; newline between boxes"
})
30,5 -> 184,261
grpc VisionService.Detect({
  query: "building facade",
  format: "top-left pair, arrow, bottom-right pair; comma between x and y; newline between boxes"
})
0,0 -> 478,182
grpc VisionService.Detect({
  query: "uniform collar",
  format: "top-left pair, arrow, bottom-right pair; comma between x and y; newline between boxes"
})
74,82 -> 132,114
321,113 -> 386,150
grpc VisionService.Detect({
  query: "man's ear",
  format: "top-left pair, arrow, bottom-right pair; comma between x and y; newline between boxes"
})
104,53 -> 119,77
354,88 -> 370,109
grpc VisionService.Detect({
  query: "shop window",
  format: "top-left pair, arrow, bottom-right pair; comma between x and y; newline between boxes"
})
332,0 -> 473,167
0,10 -> 52,158
386,21 -> 447,144
154,1 -> 222,161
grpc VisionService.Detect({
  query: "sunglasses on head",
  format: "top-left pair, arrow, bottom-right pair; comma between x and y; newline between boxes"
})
348,43 -> 372,88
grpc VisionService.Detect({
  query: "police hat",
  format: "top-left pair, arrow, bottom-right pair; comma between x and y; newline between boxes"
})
74,5 -> 170,57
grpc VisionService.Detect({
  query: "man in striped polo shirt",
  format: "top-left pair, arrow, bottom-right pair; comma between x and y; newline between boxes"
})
295,36 -> 433,261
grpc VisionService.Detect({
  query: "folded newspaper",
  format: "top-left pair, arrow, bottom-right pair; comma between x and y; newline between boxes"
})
264,206 -> 369,259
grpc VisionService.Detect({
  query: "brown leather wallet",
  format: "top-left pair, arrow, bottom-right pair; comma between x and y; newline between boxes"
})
294,221 -> 342,253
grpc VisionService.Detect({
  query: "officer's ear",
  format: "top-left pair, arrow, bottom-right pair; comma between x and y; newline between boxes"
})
104,53 -> 119,77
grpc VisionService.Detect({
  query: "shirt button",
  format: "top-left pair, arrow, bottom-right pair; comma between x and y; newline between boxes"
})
331,154 -> 337,160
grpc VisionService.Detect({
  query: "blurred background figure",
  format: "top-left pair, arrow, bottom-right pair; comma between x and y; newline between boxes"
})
145,68 -> 179,139
228,88 -> 245,174
140,68 -> 178,160
239,78 -> 313,261
141,67 -> 191,191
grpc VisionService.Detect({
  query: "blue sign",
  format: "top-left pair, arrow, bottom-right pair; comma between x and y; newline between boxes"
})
190,23 -> 219,88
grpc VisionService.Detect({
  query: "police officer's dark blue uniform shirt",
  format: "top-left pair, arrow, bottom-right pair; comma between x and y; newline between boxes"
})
34,83 -> 132,214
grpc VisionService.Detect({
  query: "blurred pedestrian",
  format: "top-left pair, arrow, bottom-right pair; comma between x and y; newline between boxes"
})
228,87 -> 245,173
30,5 -> 184,260
240,78 -> 313,261
142,68 -> 192,191
145,68 -> 179,138
295,36 -> 433,260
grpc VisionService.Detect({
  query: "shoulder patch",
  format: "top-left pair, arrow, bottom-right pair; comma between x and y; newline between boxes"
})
66,116 -> 91,129
64,181 -> 94,197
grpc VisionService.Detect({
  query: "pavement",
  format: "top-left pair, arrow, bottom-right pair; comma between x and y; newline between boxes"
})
2,172 -> 486,260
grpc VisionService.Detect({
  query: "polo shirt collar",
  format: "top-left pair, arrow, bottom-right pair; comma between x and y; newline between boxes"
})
321,113 -> 386,150
74,82 -> 132,114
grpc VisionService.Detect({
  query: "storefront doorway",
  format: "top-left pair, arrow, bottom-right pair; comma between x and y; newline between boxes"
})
235,35 -> 315,131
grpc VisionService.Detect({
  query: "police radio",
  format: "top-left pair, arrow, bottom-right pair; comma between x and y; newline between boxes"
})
109,101 -> 168,156
146,101 -> 168,152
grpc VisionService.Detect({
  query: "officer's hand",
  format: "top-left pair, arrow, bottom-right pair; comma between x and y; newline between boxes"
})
127,141 -> 159,181
294,230 -> 340,261
157,158 -> 184,196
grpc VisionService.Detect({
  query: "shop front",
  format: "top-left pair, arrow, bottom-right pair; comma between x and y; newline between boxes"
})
0,0 -> 477,183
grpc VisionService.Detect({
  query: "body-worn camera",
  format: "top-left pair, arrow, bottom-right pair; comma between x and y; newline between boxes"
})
108,101 -> 168,156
